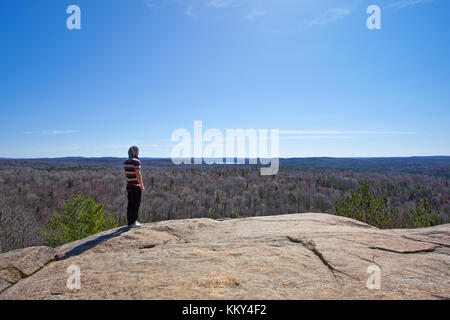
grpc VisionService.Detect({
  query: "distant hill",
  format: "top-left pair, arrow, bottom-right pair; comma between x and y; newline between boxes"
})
1,156 -> 449,177
279,156 -> 450,177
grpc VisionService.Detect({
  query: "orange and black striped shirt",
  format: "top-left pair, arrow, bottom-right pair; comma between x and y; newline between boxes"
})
123,158 -> 141,188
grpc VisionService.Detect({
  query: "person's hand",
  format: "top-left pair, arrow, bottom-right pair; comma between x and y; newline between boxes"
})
141,186 -> 145,193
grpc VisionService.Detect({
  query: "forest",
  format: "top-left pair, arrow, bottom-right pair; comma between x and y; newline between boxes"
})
0,157 -> 449,253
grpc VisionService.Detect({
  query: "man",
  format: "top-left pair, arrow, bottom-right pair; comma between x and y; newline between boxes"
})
123,146 -> 145,227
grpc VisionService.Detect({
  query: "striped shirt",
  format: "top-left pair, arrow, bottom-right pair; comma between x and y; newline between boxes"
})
123,158 -> 141,188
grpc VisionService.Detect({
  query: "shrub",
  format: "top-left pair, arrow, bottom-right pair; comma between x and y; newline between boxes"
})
209,209 -> 217,220
408,197 -> 443,228
41,193 -> 118,247
334,182 -> 398,228
335,183 -> 443,229
231,210 -> 242,219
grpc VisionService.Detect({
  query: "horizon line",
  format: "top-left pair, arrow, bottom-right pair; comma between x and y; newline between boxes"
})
1,155 -> 449,160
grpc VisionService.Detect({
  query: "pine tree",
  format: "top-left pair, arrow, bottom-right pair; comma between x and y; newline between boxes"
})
41,193 -> 117,247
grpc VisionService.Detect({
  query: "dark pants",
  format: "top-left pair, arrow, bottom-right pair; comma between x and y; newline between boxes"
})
127,185 -> 141,225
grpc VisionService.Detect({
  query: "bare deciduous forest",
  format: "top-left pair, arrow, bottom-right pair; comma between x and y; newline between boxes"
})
0,158 -> 449,253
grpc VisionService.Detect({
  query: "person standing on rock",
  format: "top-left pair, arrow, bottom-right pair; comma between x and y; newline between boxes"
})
124,146 -> 145,228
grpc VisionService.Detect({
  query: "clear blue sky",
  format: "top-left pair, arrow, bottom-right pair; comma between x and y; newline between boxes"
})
0,0 -> 449,158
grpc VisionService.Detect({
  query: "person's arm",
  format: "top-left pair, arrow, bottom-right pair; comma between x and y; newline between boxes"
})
135,168 -> 145,192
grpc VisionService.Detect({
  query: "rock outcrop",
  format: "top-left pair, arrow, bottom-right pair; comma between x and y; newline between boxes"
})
0,213 -> 449,299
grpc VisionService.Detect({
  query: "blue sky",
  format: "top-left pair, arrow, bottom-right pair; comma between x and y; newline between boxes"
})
0,0 -> 449,158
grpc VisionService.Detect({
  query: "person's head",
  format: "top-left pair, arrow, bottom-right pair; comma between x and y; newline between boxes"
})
128,146 -> 139,159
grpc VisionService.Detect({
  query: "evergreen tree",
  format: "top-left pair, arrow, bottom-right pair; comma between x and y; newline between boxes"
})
41,193 -> 118,247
